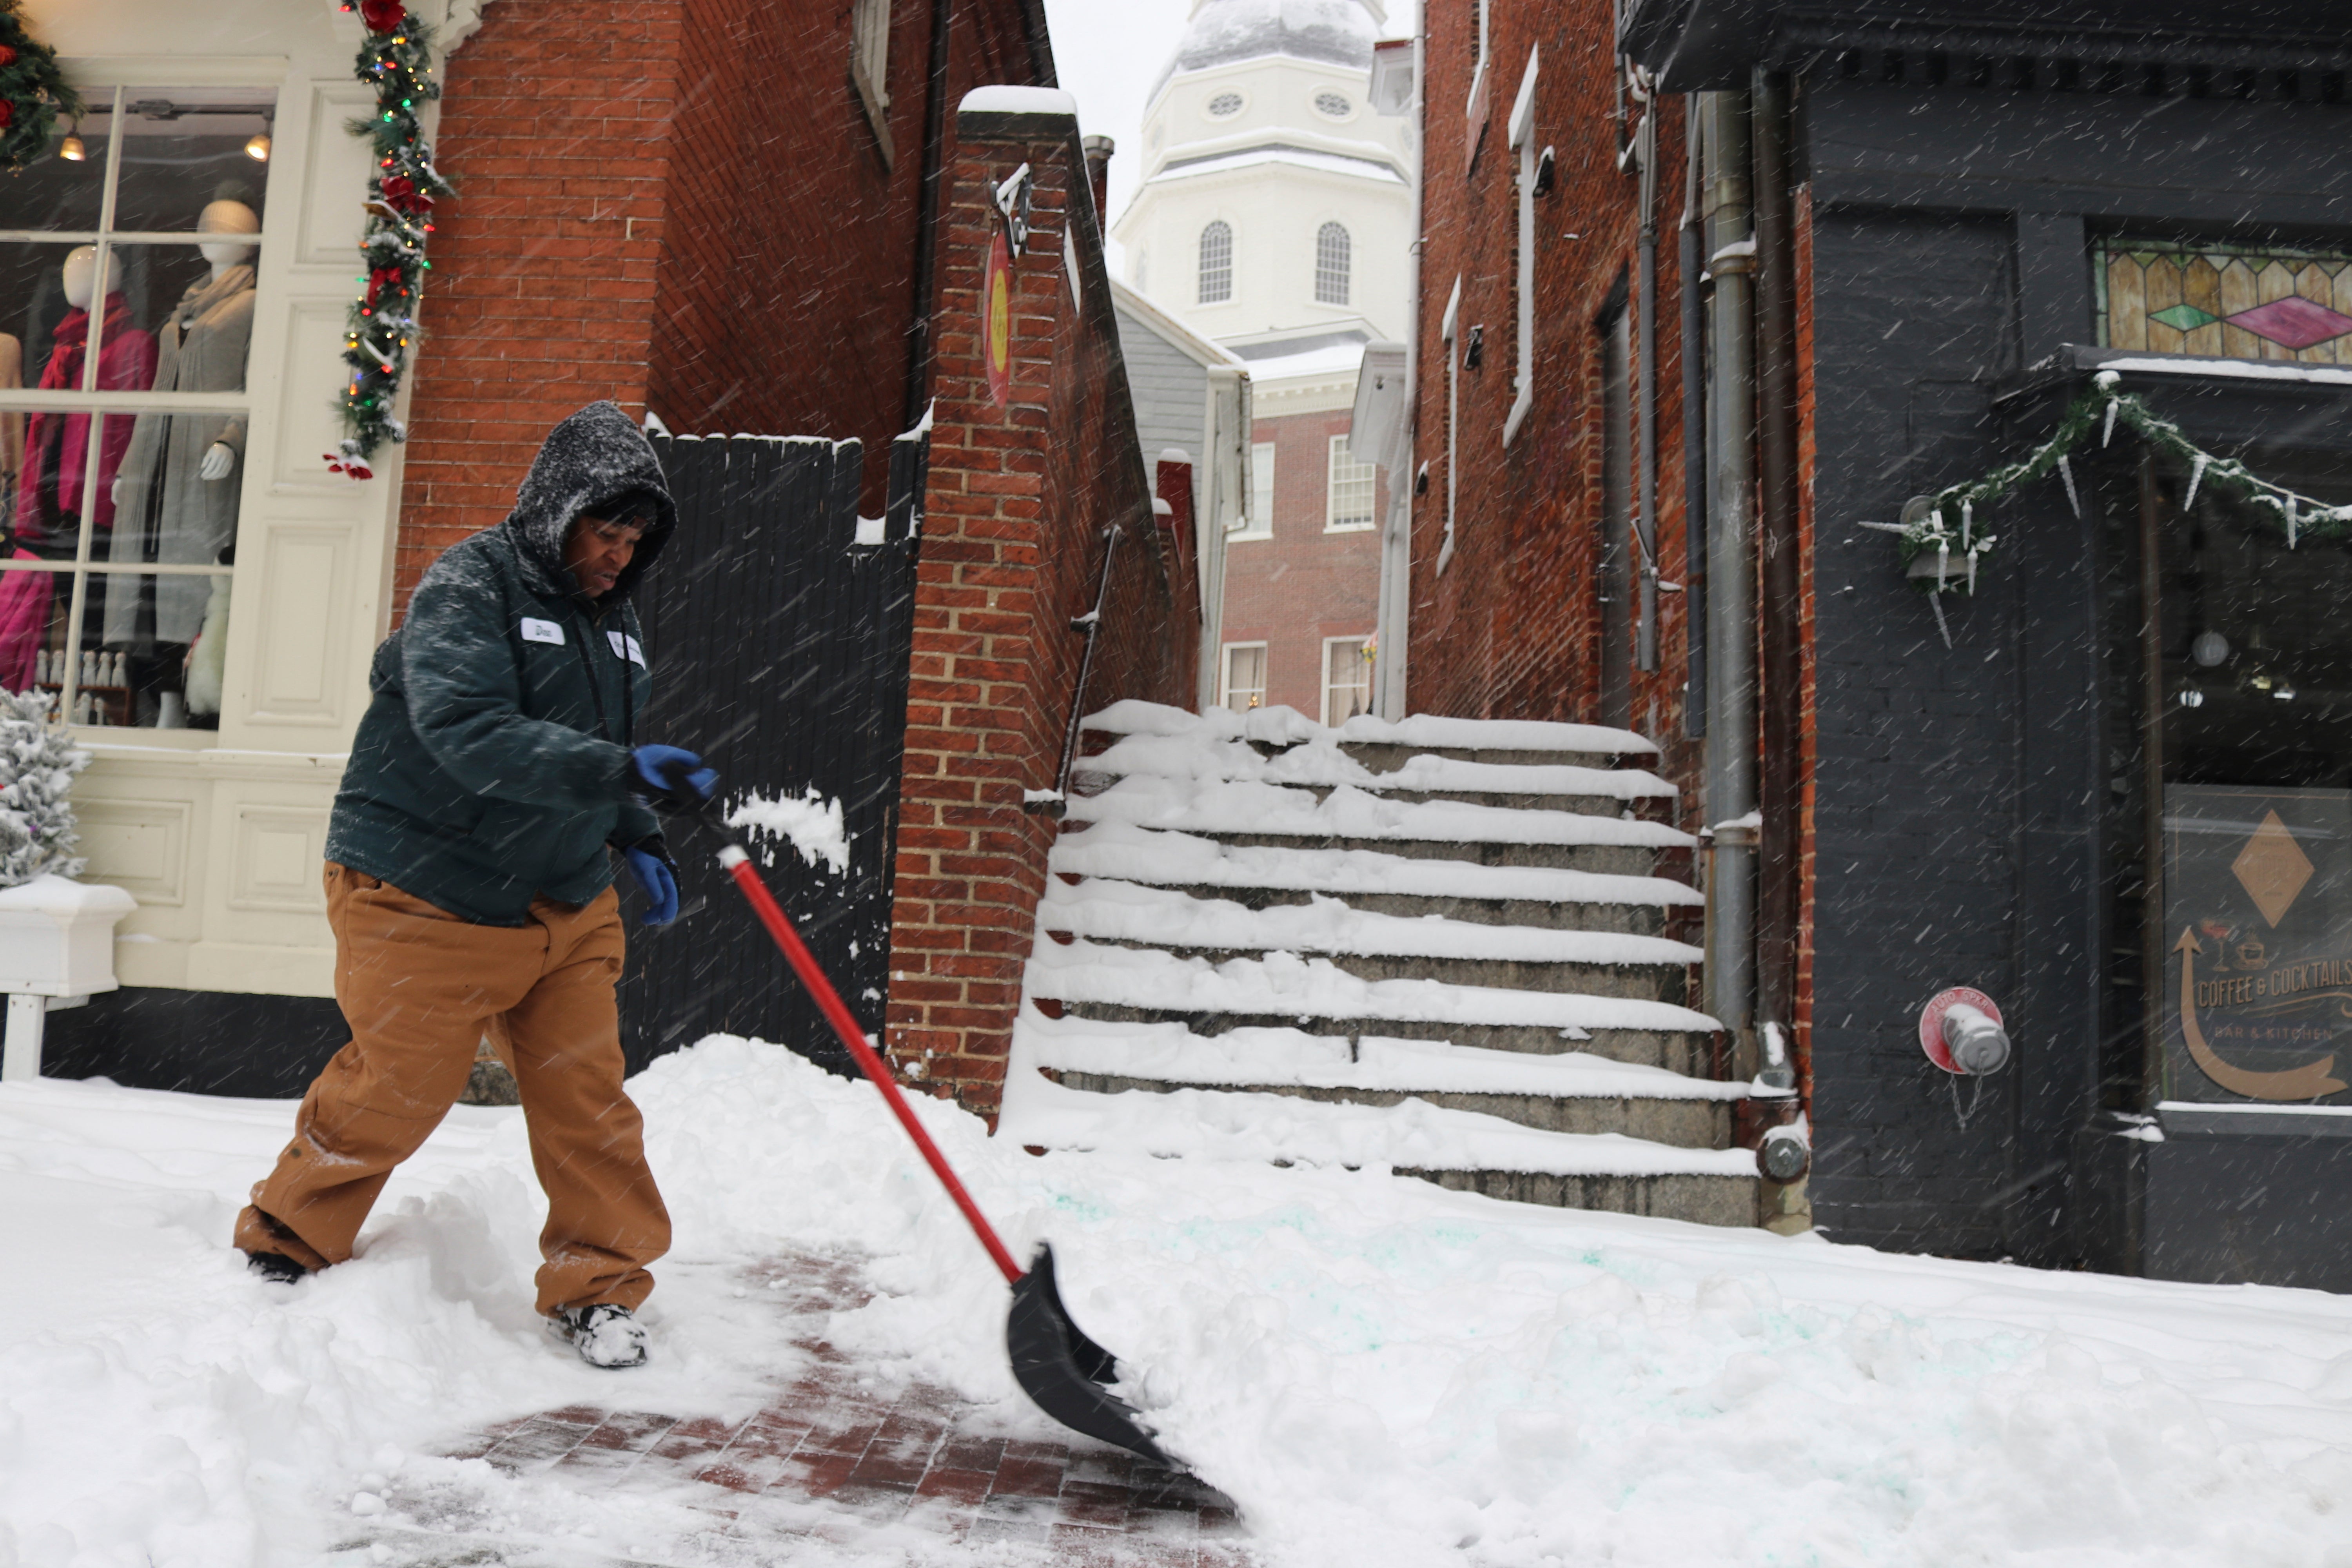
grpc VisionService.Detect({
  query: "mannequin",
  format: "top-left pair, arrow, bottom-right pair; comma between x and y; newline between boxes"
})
4,248 -> 156,693
16,246 -> 156,549
107,200 -> 258,653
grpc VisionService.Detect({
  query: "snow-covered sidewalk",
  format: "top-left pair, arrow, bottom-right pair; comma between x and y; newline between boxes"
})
4,1038 -> 2351,1568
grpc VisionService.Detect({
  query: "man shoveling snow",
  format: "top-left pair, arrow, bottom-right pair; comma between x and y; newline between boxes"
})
233,400 -> 719,1369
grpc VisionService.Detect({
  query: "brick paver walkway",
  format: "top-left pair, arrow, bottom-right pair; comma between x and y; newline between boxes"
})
359,1252 -> 1245,1567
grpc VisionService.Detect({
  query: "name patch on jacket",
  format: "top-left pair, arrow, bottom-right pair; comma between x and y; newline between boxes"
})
520,617 -> 565,645
608,631 -> 646,666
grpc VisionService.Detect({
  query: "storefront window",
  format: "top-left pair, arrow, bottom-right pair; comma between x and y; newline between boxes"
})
2,85 -> 272,730
2101,440 -> 2352,1111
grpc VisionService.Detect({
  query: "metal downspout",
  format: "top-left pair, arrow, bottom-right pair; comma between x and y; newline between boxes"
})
1374,29 -> 1425,722
1702,89 -> 1758,1075
1680,100 -> 1706,738
901,0 -> 954,432
1751,69 -> 1802,1069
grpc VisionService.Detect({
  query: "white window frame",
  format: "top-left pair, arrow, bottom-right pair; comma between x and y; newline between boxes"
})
1220,641 -> 1269,711
850,0 -> 894,165
1198,219 -> 1235,305
1,82 -> 268,735
1503,47 -> 1539,445
1321,636 -> 1372,728
1466,0 -> 1490,114
1314,221 -> 1351,306
1437,276 -> 1461,575
1325,435 -> 1377,532
1235,440 -> 1275,539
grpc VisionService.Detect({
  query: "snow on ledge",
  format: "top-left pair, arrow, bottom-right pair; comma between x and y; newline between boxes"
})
997,1069 -> 1759,1179
2097,356 -> 2352,387
1026,938 -> 1722,1034
1019,1010 -> 1748,1101
1040,876 -> 1702,967
1049,821 -> 1704,906
959,85 -> 1080,119
1065,775 -> 1695,849
1081,699 -> 1660,757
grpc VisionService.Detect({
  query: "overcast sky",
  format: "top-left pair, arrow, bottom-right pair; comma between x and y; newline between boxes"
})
1042,0 -> 1418,247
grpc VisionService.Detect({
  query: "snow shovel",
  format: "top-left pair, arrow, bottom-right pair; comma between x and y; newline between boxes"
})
696,821 -> 1175,1469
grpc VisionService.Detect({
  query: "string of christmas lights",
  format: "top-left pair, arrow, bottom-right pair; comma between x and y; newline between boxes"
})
1861,368 -> 2352,644
325,0 -> 453,481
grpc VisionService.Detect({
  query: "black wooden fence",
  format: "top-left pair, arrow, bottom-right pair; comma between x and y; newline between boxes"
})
615,428 -> 924,1074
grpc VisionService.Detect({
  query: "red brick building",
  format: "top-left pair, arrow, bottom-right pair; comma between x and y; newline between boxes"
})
1218,392 -> 1385,723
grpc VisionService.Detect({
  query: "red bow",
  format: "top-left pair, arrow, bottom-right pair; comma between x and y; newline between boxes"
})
378,174 -> 434,216
358,0 -> 407,34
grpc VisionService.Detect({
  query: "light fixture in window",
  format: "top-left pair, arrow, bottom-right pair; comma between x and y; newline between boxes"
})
1206,91 -> 1243,117
1314,91 -> 1352,118
243,131 -> 271,160
58,119 -> 86,161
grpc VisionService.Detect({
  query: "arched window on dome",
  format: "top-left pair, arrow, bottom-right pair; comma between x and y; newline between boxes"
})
1198,221 -> 1233,304
1314,222 -> 1351,306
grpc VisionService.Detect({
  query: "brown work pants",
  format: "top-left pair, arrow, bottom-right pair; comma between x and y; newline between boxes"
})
234,864 -> 671,1316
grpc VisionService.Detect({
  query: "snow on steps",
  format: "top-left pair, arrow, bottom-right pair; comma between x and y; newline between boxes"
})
1003,1072 -> 1760,1225
1050,820 -> 1700,935
1005,703 -> 1759,1227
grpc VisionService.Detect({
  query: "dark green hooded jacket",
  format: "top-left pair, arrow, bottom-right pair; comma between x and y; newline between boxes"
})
324,402 -> 676,925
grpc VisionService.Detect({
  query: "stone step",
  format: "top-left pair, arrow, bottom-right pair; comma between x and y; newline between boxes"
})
1339,742 -> 1641,773
1051,937 -> 1690,1002
1049,1002 -> 1716,1074
1406,1168 -> 1760,1225
995,1066 -> 1762,1227
1037,879 -> 1700,998
1198,832 -> 1664,877
1048,824 -> 1702,935
1048,1070 -> 1733,1144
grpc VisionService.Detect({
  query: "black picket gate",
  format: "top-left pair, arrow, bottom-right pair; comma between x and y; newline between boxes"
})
615,428 -> 925,1074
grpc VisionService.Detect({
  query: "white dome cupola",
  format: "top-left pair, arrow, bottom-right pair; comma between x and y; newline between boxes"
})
1115,0 -> 1409,354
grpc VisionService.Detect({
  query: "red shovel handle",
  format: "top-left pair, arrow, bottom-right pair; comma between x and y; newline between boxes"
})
717,845 -> 1025,1286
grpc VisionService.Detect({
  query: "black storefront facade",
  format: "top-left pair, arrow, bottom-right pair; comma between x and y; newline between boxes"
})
1623,1 -> 2352,1286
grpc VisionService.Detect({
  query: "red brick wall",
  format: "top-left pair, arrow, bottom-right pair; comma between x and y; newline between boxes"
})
392,0 -> 682,608
394,0 -> 1043,612
886,105 -> 1196,1116
1218,405 -> 1382,720
1405,2 -> 1702,793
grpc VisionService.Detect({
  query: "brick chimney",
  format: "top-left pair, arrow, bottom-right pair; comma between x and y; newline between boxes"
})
1081,133 -> 1113,221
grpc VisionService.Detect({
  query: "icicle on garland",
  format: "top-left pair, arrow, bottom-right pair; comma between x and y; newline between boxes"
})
1859,369 -> 2352,613
0,0 -> 81,173
324,0 -> 453,481
0,687 -> 90,889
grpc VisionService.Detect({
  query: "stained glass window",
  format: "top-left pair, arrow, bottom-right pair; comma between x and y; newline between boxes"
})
2098,240 -> 2352,363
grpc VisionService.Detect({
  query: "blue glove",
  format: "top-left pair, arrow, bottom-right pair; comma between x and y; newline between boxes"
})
623,842 -> 681,926
628,744 -> 718,814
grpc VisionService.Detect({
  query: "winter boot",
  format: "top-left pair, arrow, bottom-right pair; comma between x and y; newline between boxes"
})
549,1303 -> 649,1369
245,1250 -> 310,1285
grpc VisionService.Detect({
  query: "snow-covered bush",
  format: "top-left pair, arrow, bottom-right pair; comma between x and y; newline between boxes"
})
0,686 -> 89,887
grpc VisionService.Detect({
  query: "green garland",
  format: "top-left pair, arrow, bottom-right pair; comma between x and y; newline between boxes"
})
1863,368 -> 2352,640
325,0 -> 454,481
0,0 -> 81,173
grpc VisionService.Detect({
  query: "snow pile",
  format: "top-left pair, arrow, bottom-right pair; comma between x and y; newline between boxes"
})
1067,775 -> 1691,849
1083,697 -> 1658,759
726,787 -> 849,876
6,1044 -> 2352,1568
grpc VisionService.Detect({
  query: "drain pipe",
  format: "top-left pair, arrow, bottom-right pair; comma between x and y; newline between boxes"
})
1751,68 -> 1802,1075
1701,89 -> 1758,1076
1680,102 -> 1706,737
902,0 -> 954,432
1373,27 -> 1424,722
1635,83 -> 1661,673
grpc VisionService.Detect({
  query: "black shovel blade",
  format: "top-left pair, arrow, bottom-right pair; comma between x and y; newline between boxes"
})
1007,1243 -> 1174,1468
